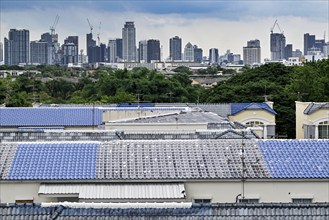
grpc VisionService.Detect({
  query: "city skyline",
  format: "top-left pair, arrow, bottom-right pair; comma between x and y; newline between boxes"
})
1,0 -> 328,60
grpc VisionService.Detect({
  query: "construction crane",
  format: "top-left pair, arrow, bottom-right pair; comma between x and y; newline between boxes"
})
97,21 -> 101,45
270,19 -> 283,34
87,18 -> 93,34
50,15 -> 60,36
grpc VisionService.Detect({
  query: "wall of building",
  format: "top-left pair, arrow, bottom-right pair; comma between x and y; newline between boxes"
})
1,180 -> 329,203
229,110 -> 275,124
0,182 -> 57,203
105,123 -> 207,131
296,101 -> 329,139
102,109 -> 184,122
229,109 -> 275,138
186,180 -> 329,203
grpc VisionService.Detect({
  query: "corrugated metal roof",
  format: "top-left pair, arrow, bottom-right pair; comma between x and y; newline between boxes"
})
39,183 -> 185,199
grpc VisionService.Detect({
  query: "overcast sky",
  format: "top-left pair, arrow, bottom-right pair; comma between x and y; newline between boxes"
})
1,0 -> 328,60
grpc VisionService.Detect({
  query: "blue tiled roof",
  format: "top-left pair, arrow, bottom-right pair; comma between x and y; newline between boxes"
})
7,143 -> 98,180
258,140 -> 329,178
231,103 -> 277,115
0,108 -> 103,126
1,140 -> 329,180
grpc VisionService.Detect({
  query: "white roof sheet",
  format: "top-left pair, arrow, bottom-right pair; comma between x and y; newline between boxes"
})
39,183 -> 185,199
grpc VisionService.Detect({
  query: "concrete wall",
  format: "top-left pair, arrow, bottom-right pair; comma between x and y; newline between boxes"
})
105,123 -> 207,131
1,180 -> 329,203
0,182 -> 57,203
103,110 -> 183,122
186,180 -> 329,203
229,110 -> 275,125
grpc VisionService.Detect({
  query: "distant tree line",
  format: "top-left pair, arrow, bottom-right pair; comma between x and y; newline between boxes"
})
0,59 -> 328,138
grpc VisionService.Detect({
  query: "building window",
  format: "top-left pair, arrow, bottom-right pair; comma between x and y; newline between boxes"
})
246,121 -> 264,127
194,199 -> 212,204
318,121 -> 329,139
292,198 -> 313,203
239,198 -> 259,203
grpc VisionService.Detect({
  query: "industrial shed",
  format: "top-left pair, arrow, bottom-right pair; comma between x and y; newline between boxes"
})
0,139 -> 328,204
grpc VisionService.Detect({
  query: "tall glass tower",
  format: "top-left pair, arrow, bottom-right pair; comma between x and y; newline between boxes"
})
270,33 -> 286,61
4,29 -> 30,65
169,36 -> 182,61
122,21 -> 136,62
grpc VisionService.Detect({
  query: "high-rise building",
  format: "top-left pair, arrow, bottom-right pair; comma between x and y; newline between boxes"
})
314,39 -> 325,53
169,36 -> 182,61
116,39 -> 123,60
270,32 -> 286,61
41,32 -> 60,65
108,39 -> 123,63
64,36 -> 79,63
184,42 -> 194,61
64,36 -> 79,52
107,40 -> 116,63
62,43 -> 78,64
304,33 -> 315,55
4,29 -> 30,65
0,42 -> 3,62
209,48 -> 219,65
138,40 -> 148,63
147,39 -> 160,63
304,33 -> 325,55
324,42 -> 329,57
292,49 -> 303,58
285,44 -> 293,59
86,33 -> 96,63
193,45 -> 203,63
41,33 -> 52,44
100,43 -> 106,62
30,40 -> 48,64
243,39 -> 261,65
122,21 -> 136,62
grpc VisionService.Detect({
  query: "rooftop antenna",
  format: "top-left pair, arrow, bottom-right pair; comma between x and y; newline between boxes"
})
50,15 -> 60,36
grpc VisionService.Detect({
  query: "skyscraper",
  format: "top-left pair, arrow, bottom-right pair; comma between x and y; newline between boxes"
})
147,39 -> 160,63
169,36 -> 182,61
243,39 -> 261,65
30,40 -> 48,64
304,33 -> 315,55
285,44 -> 293,59
270,33 -> 286,61
62,42 -> 78,65
122,21 -> 136,62
209,48 -> 219,65
193,45 -> 203,63
138,40 -> 148,63
4,29 -> 30,65
64,36 -> 79,63
0,42 -> 3,62
184,42 -> 194,61
108,38 -> 123,63
116,39 -> 123,60
86,33 -> 96,63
